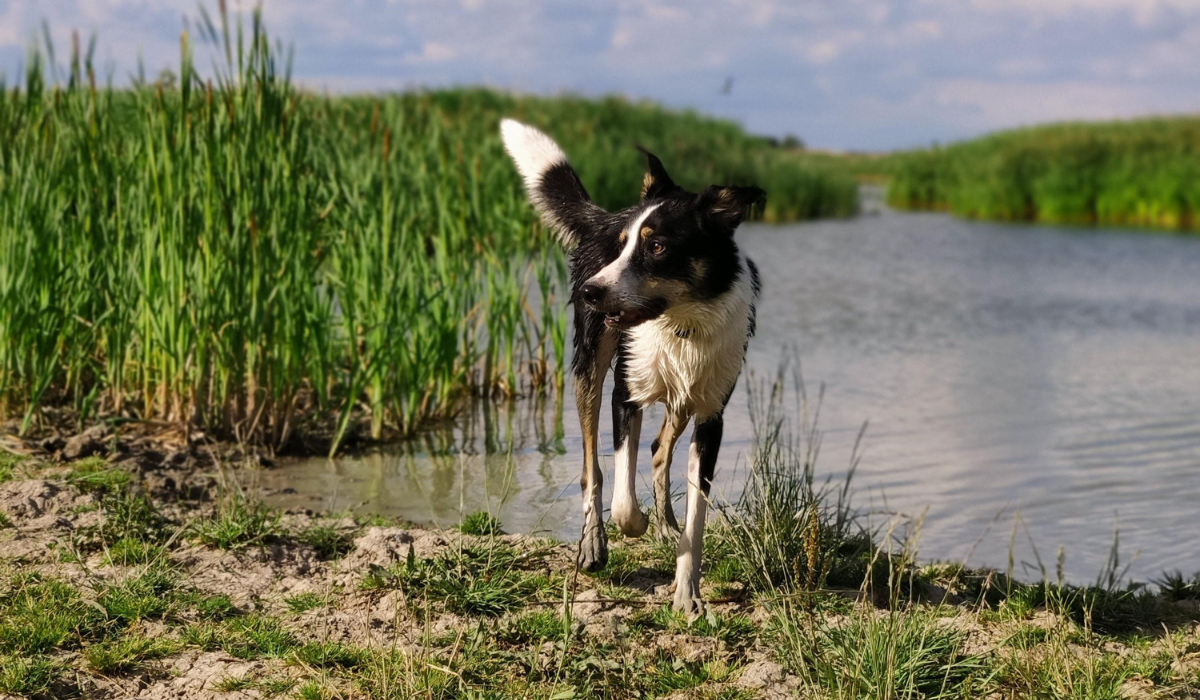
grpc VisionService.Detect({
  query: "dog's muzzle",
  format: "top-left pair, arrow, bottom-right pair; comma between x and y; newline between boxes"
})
578,284 -> 665,329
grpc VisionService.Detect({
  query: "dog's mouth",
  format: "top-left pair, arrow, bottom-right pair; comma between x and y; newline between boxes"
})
603,309 -> 649,329
599,299 -> 667,329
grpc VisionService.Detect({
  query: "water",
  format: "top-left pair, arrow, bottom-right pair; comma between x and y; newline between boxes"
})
265,194 -> 1200,584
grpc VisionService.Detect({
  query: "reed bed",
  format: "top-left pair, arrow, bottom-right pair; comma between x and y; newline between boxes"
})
0,9 -> 857,452
886,117 -> 1200,231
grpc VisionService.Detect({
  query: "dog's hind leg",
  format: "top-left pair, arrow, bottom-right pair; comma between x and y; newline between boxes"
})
610,347 -> 648,538
649,408 -> 689,540
573,318 -> 617,572
672,411 -> 722,616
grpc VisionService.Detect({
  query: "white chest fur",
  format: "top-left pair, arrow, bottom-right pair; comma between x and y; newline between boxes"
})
622,255 -> 756,421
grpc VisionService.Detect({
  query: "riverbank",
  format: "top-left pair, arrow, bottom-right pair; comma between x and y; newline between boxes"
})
3,431 -> 1200,699
883,116 -> 1200,232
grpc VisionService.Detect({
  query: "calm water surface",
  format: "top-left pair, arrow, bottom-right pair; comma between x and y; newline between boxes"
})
265,195 -> 1200,583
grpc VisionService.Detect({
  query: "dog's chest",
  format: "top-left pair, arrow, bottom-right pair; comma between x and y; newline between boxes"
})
622,288 -> 753,420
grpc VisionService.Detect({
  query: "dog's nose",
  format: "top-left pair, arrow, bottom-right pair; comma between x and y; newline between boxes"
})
579,284 -> 606,306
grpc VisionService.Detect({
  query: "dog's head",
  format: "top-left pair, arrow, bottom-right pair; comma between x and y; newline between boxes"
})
579,150 -> 764,329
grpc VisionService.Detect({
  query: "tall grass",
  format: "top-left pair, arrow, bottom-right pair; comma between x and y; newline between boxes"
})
886,117 -> 1200,231
714,368 -> 871,594
0,8 -> 857,451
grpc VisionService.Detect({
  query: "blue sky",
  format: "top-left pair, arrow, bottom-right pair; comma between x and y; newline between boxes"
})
3,0 -> 1200,150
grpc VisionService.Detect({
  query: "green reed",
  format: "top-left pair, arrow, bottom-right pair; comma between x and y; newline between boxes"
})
0,8 -> 857,451
886,117 -> 1200,231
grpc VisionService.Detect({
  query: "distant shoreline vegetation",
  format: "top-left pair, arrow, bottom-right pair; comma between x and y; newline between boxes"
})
884,117 -> 1200,232
0,9 -> 856,452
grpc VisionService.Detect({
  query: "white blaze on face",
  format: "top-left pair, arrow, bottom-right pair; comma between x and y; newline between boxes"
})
588,203 -> 661,290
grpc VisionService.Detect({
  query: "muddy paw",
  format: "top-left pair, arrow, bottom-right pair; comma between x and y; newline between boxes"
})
612,505 -> 649,538
651,517 -> 681,542
576,528 -> 609,572
672,582 -> 706,618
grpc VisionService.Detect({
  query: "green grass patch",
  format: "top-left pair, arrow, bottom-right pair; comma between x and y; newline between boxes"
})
284,592 -> 327,614
85,634 -> 178,674
191,494 -> 282,550
179,591 -> 240,621
294,523 -> 356,559
293,640 -> 367,669
213,673 -> 257,691
297,680 -> 335,700
97,567 -> 177,623
627,604 -> 758,648
102,537 -> 169,567
494,609 -> 569,646
363,541 -> 558,617
0,653 -> 63,697
182,614 -> 298,660
767,602 -> 991,699
458,511 -> 503,536
0,454 -> 31,483
0,572 -> 105,654
64,458 -> 129,495
714,373 -> 872,595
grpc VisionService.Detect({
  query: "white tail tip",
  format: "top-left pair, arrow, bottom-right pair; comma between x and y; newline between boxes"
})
500,118 -> 568,187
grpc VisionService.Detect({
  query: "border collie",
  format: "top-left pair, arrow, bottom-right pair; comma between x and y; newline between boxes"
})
500,120 -> 763,614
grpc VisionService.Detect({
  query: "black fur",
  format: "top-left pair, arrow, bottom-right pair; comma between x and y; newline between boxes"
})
611,348 -> 639,452
692,414 -> 723,495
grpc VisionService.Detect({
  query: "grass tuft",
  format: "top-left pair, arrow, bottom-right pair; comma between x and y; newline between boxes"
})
0,654 -> 63,696
294,523 -> 356,559
714,369 -> 871,594
362,539 -> 559,617
458,511 -> 503,536
191,493 -> 281,550
293,640 -> 367,669
85,634 -> 177,674
0,572 -> 105,654
98,566 -> 177,623
283,592 -> 326,614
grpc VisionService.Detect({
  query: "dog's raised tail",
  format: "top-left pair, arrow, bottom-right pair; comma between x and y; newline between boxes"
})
500,119 -> 598,250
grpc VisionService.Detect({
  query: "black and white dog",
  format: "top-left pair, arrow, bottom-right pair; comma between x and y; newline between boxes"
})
500,120 -> 762,614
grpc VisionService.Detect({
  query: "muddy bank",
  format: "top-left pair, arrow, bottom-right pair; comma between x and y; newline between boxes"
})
2,449 -> 1200,699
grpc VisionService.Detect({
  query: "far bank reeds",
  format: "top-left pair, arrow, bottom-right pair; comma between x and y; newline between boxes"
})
885,118 -> 1200,231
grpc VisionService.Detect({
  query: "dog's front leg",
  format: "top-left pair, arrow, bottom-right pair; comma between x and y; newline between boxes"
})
574,328 -> 617,571
650,409 -> 689,539
610,349 -> 648,537
672,411 -> 722,616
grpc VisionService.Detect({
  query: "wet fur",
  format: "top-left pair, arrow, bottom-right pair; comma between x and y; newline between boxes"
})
500,119 -> 762,615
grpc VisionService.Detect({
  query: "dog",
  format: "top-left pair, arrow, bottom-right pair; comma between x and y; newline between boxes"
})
500,119 -> 763,614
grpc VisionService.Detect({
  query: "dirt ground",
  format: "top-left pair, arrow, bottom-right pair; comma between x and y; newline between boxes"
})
3,422 -> 1200,699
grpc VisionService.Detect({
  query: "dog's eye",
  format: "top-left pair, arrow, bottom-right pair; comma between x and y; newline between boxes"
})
649,241 -> 666,256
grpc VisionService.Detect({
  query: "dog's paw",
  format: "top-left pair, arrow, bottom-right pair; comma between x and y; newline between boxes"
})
672,580 -> 707,618
612,503 -> 649,538
577,528 -> 609,572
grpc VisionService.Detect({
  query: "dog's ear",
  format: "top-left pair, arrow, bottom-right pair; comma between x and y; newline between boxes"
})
699,185 -> 766,229
638,146 -> 678,200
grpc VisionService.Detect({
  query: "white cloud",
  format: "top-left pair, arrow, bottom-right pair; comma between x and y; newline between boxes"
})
6,0 -> 1200,148
914,78 -> 1200,132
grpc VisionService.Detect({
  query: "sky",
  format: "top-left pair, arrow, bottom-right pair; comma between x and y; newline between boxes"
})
2,0 -> 1200,150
